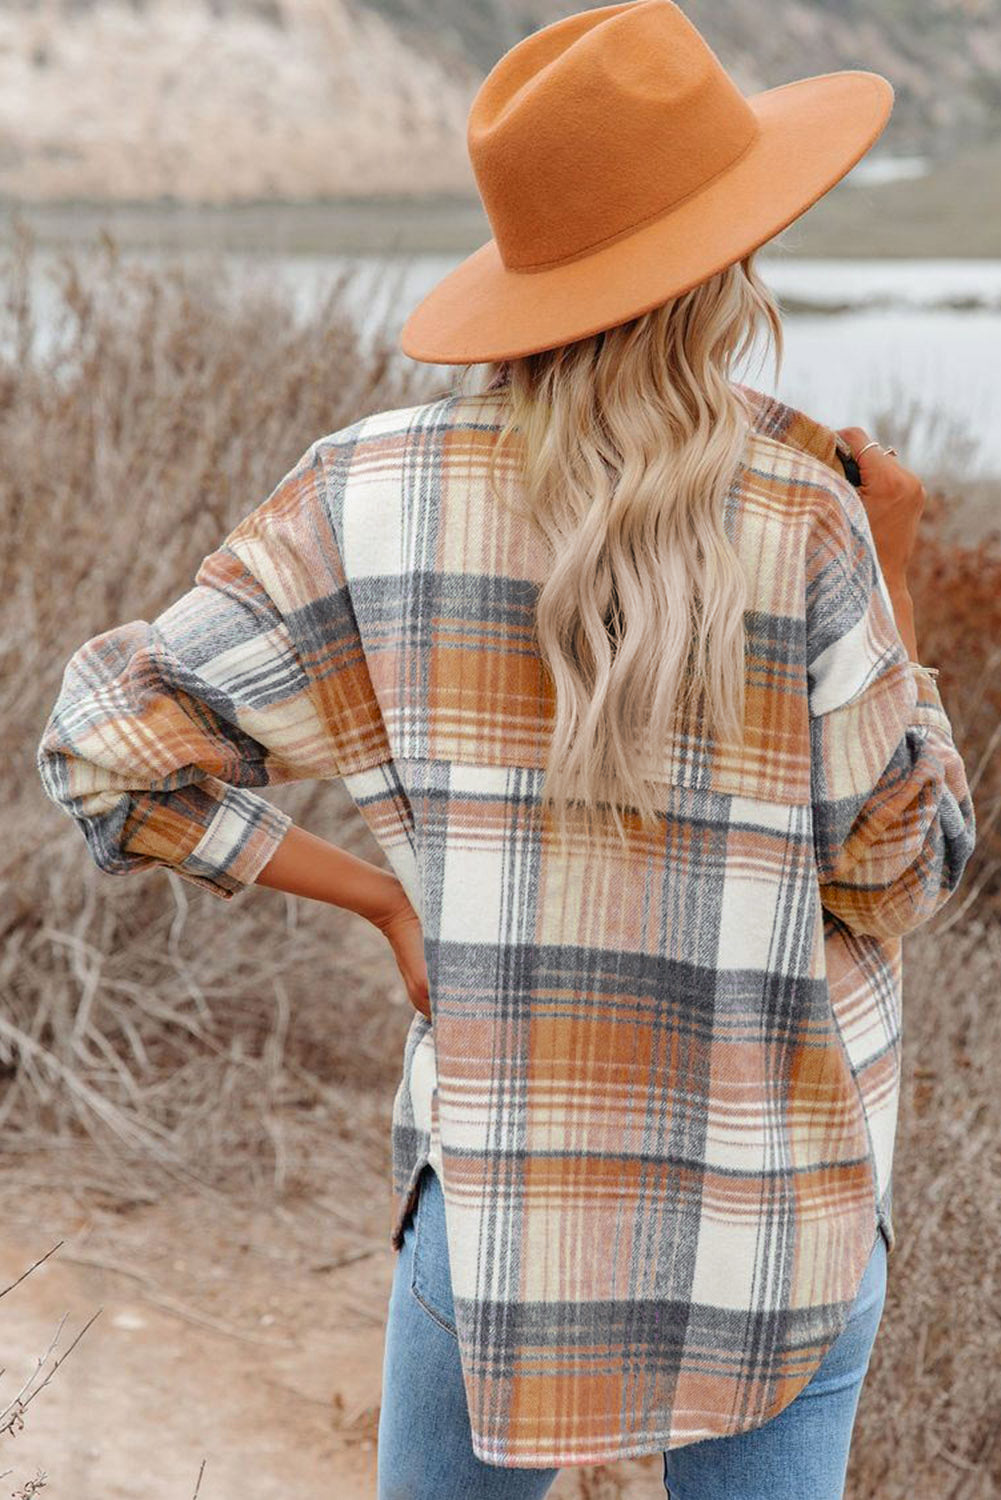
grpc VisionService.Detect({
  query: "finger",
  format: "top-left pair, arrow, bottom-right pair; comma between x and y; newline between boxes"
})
835,425 -> 871,455
836,426 -> 890,463
834,427 -> 900,484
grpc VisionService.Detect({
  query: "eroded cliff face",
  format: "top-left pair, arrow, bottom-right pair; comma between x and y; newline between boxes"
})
0,0 -> 998,204
0,0 -> 481,202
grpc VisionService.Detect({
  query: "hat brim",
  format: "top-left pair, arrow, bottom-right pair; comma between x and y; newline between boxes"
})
399,70 -> 893,364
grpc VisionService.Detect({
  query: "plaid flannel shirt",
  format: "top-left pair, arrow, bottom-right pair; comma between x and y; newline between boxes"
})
36,382 -> 976,1468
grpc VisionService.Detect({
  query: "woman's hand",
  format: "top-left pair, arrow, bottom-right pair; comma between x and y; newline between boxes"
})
835,426 -> 927,583
254,827 -> 431,1020
372,894 -> 431,1021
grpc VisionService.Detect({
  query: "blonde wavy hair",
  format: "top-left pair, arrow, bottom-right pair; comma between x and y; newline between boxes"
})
456,249 -> 784,851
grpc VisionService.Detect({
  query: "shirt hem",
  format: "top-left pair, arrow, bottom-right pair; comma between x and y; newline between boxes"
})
390,1151 -> 431,1251
463,1203 -> 884,1470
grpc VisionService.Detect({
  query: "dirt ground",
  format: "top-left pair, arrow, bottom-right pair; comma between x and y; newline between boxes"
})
0,1156 -> 666,1499
0,1159 -> 392,1499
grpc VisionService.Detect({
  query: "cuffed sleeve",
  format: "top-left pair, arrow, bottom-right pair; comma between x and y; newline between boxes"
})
806,478 -> 977,940
36,437 -> 389,901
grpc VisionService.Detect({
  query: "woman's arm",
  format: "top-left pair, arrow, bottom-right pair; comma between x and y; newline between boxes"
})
886,580 -> 917,661
37,438 -> 389,903
255,823 -> 430,1018
806,462 -> 976,941
254,820 -> 407,923
37,435 -> 432,1016
835,424 -> 923,659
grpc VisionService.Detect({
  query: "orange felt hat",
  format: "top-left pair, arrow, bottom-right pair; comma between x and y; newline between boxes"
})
399,0 -> 893,365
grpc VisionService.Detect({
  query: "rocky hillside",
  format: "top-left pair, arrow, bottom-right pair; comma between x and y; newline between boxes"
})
0,0 -> 998,204
0,0 -> 480,202
380,0 -> 1001,158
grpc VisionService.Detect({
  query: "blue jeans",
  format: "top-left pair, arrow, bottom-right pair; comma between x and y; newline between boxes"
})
377,1163 -> 888,1500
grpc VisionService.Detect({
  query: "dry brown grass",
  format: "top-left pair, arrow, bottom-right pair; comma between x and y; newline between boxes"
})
2,220 -> 999,1496
2,217 -> 444,1201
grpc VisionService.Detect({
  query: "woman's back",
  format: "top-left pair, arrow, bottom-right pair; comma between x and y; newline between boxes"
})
37,375 -> 975,1467
330,378 -> 973,1464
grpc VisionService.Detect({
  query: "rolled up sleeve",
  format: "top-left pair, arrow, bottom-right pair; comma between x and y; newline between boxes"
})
36,437 -> 388,900
806,477 -> 977,940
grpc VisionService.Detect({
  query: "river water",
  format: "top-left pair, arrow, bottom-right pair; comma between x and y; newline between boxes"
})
251,251 -> 1001,478
13,244 -> 1001,476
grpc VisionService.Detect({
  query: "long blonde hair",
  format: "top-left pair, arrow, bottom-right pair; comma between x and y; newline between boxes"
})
457,250 -> 784,851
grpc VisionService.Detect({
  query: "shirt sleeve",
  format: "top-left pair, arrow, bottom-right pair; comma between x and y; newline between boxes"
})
806,474 -> 977,940
36,438 -> 389,902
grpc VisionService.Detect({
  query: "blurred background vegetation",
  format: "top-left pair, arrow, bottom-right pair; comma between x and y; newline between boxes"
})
2,2 -> 1000,1496
1,0 -> 1001,254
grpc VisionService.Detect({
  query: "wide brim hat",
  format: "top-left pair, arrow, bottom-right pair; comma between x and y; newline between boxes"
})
399,0 -> 893,365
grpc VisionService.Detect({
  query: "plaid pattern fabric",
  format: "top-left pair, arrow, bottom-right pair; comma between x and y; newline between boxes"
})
37,382 -> 976,1468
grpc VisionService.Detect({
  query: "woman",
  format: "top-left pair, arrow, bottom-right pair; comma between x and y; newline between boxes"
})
36,3 -> 976,1497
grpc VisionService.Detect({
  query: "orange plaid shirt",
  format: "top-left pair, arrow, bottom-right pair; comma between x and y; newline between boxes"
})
37,381 -> 976,1467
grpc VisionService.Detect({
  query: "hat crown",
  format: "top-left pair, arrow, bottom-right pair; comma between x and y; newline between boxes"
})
468,0 -> 760,273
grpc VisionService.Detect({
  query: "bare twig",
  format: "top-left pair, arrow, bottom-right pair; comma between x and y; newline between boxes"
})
0,1308 -> 103,1437
13,1471 -> 47,1498
0,1244 -> 64,1303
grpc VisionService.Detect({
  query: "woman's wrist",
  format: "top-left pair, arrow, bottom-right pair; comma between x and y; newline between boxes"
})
885,574 -> 918,661
254,822 -> 410,927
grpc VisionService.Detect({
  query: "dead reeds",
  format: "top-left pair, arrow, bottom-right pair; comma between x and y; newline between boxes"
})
3,217 -> 443,1197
